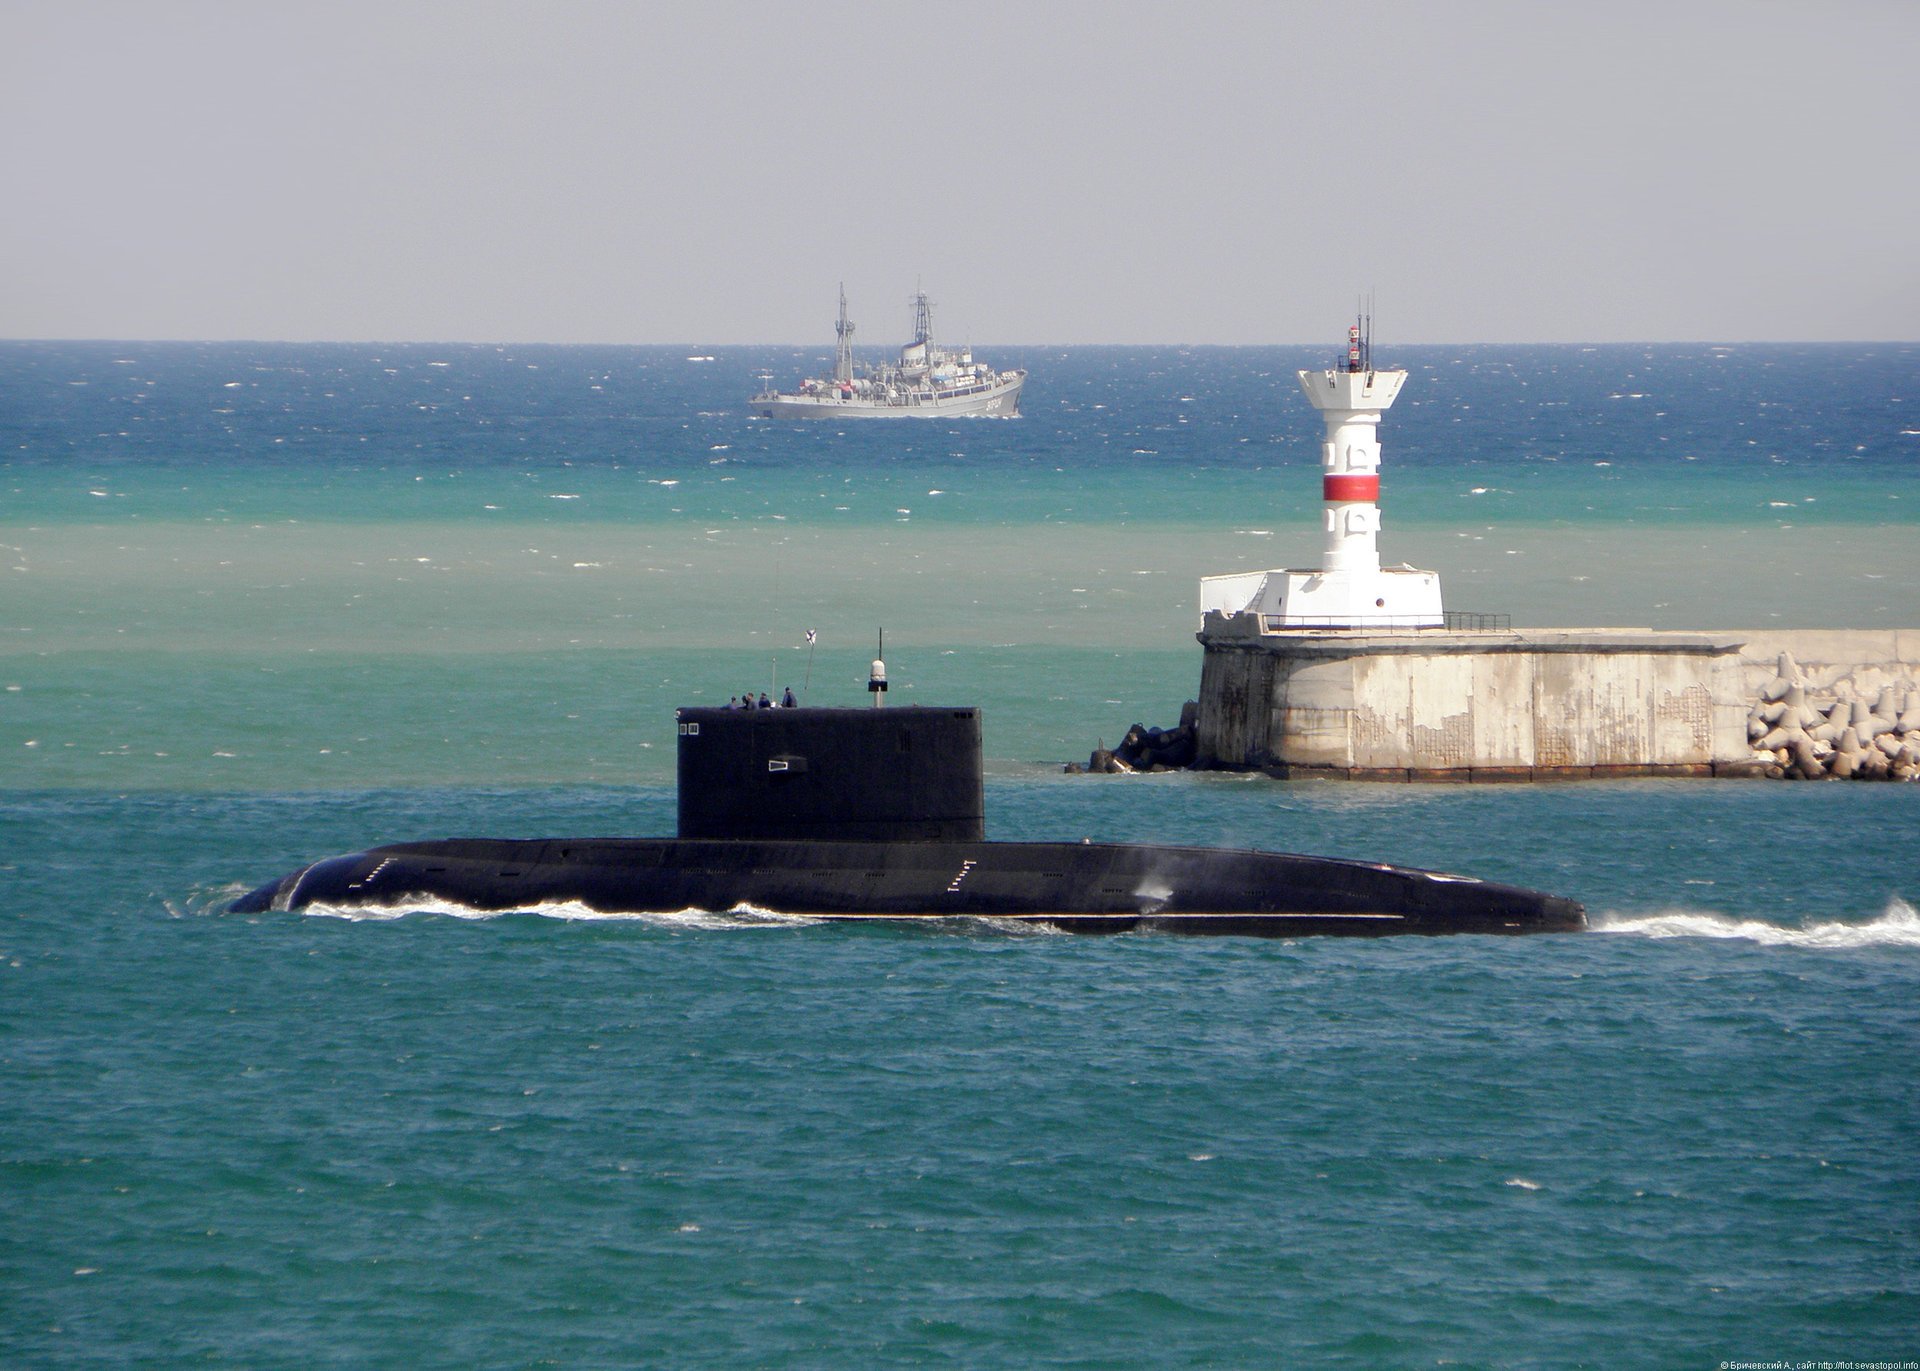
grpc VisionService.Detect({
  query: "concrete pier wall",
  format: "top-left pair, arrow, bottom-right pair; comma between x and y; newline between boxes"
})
1194,617 -> 1920,780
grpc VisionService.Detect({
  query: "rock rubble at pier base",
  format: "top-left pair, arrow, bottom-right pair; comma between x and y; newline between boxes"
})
1746,652 -> 1920,781
1068,702 -> 1200,774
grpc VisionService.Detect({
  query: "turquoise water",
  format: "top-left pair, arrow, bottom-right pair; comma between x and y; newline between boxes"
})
4,342 -> 1918,1366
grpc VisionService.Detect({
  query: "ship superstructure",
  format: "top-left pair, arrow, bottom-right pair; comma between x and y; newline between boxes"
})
751,288 -> 1025,419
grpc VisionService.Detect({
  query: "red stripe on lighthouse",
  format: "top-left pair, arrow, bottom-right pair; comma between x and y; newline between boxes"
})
1323,474 -> 1380,502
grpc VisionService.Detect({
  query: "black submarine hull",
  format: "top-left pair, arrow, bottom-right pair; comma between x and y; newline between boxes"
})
229,836 -> 1586,936
232,705 -> 1586,935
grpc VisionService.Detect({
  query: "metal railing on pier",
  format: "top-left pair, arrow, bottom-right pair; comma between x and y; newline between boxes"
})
1241,611 -> 1513,633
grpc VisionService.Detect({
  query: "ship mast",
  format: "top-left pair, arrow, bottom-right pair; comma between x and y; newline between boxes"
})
833,284 -> 855,385
910,290 -> 934,348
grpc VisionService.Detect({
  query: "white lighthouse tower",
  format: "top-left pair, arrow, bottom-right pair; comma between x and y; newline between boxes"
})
1200,319 -> 1443,630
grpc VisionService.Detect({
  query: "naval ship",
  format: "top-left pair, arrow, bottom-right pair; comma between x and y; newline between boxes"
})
749,288 -> 1025,419
232,687 -> 1585,937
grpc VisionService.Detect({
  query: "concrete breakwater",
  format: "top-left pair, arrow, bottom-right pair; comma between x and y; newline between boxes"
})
1747,650 -> 1920,780
1182,622 -> 1920,782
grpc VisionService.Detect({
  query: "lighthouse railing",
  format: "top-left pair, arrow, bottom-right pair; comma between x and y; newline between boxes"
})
1242,611 -> 1512,633
1442,611 -> 1512,632
1257,614 -> 1446,632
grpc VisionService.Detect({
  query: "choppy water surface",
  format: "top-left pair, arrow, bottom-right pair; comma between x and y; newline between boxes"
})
3,343 -> 1917,1366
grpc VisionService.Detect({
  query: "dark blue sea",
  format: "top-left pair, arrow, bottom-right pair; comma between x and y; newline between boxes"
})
3,341 -> 1918,1367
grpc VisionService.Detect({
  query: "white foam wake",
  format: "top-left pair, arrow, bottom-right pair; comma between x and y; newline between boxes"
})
297,898 -> 821,930
1594,899 -> 1920,949
290,900 -> 1070,936
171,883 -> 259,918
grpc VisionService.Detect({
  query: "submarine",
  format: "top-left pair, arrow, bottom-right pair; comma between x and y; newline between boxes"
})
231,700 -> 1586,936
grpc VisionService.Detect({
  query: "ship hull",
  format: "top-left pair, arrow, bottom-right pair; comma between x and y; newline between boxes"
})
230,836 -> 1585,936
751,374 -> 1023,420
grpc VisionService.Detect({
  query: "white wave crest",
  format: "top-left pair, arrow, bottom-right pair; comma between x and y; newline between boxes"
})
289,899 -> 1077,937
297,898 -> 821,930
953,915 -> 1069,937
171,883 -> 260,918
1594,899 -> 1920,949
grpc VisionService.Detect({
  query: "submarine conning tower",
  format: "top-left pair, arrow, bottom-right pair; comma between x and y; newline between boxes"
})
676,705 -> 985,842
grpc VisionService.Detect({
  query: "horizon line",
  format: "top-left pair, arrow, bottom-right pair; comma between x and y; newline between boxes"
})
3,336 -> 1915,349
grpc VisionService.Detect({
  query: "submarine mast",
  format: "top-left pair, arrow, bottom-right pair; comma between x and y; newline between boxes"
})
868,628 -> 888,707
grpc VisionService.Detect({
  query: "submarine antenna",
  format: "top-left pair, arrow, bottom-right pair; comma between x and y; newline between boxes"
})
803,627 -> 817,701
869,628 -> 888,708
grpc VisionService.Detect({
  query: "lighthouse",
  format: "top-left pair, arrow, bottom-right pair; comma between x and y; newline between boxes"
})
1199,318 -> 1443,630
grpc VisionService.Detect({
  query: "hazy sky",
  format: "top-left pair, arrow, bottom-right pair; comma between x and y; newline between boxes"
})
5,1 -> 1916,344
